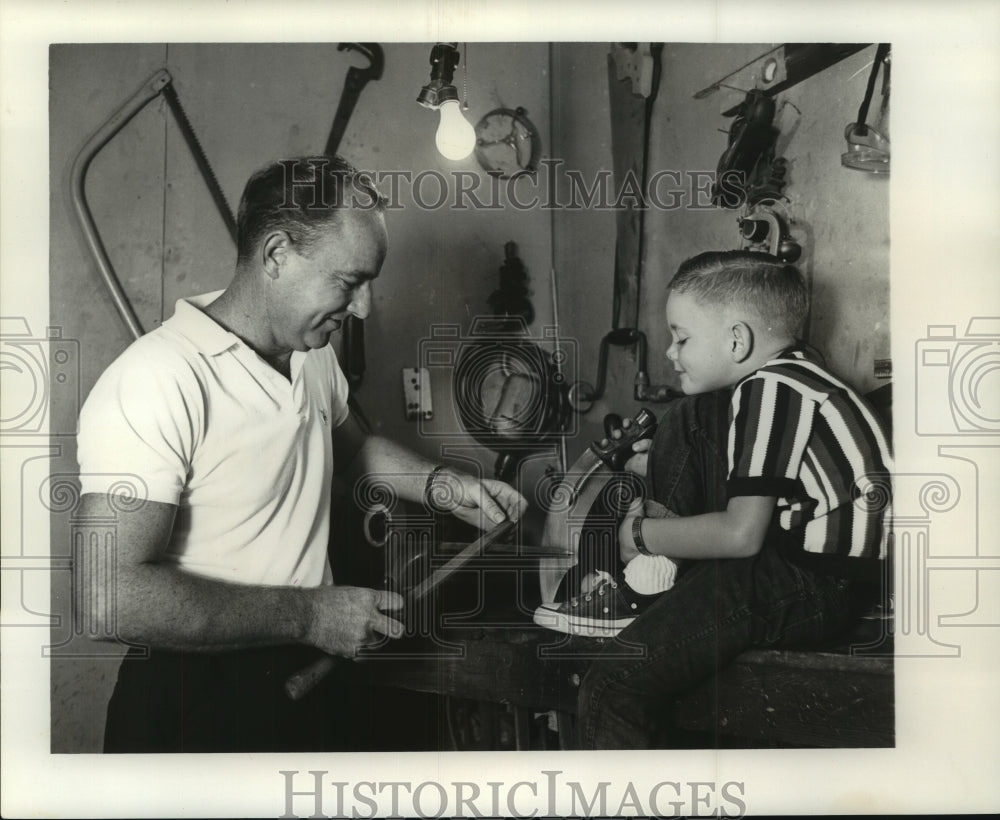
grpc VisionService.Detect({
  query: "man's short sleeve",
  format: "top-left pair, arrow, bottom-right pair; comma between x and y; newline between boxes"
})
727,372 -> 817,499
77,345 -> 197,505
326,345 -> 351,429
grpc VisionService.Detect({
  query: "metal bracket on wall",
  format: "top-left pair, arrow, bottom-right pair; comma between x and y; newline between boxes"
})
695,43 -> 870,116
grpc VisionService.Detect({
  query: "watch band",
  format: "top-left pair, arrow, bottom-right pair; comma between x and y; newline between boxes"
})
632,515 -> 652,555
424,465 -> 449,511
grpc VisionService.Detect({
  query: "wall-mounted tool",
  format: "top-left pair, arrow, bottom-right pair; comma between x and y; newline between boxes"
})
449,314 -> 570,483
474,107 -> 542,178
324,43 -> 384,157
323,43 -> 385,389
842,44 -> 890,174
738,201 -> 801,263
712,88 -> 789,209
402,367 -> 432,421
487,241 -> 535,323
569,328 -> 679,413
70,68 -> 236,341
608,42 -> 663,332
567,45 -> 674,417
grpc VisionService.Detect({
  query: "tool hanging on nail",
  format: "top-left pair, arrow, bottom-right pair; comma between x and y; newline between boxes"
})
323,43 -> 386,390
324,43 -> 384,157
70,68 -> 236,341
570,44 -> 674,413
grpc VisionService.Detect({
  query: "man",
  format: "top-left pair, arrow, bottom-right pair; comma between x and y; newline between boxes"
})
76,156 -> 526,752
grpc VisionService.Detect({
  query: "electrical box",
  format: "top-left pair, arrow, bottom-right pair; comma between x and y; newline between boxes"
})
402,367 -> 432,421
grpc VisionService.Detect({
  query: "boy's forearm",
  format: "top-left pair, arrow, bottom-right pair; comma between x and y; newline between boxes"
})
635,496 -> 777,560
638,513 -> 753,559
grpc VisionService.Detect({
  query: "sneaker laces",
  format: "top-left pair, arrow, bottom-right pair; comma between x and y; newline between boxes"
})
585,570 -> 618,602
569,570 -> 618,607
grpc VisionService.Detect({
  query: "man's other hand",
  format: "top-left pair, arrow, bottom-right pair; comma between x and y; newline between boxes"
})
305,586 -> 404,658
428,470 -> 528,530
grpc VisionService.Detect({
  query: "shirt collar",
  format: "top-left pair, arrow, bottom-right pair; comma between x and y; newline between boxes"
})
165,291 -> 239,356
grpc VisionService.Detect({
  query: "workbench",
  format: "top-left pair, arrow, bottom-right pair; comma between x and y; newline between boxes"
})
345,542 -> 894,751
342,386 -> 897,750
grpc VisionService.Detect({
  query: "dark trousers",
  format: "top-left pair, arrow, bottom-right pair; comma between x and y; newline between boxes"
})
104,644 -> 437,753
577,391 -> 857,748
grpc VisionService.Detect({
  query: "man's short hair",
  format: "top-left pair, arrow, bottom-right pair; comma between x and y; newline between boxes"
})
236,155 -> 386,265
670,250 -> 809,339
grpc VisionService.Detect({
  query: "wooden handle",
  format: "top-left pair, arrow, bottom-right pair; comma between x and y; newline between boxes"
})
283,656 -> 337,701
283,520 -> 517,700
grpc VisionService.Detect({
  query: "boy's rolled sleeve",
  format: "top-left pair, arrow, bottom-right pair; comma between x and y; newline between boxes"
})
727,373 -> 817,499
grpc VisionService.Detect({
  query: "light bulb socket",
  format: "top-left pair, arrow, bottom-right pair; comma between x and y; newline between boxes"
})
416,81 -> 459,109
416,43 -> 461,109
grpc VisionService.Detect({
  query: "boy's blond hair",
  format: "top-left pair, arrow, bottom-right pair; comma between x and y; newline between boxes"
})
670,250 -> 809,340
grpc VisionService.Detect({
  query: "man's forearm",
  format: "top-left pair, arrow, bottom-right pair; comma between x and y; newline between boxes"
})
346,434 -> 438,503
96,562 -> 315,652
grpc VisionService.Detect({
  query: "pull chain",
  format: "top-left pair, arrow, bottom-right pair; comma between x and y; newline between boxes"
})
462,42 -> 469,111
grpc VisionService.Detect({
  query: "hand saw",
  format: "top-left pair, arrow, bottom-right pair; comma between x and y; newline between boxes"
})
284,518 -> 516,701
70,68 -> 236,341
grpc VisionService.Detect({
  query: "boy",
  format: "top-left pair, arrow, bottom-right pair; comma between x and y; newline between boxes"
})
534,250 -> 892,748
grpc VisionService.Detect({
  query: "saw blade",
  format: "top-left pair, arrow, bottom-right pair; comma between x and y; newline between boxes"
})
409,519 -> 516,602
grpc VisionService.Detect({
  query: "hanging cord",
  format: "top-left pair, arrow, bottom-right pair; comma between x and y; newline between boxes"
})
461,42 -> 469,110
548,43 -> 568,472
854,43 -> 890,136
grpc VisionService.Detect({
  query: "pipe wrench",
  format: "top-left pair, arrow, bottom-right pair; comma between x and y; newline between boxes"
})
324,43 -> 385,156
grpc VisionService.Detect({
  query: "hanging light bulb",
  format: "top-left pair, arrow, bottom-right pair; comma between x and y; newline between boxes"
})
435,99 -> 476,160
417,43 -> 475,162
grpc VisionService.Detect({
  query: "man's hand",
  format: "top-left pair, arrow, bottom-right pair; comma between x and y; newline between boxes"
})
428,470 -> 528,530
304,585 -> 405,658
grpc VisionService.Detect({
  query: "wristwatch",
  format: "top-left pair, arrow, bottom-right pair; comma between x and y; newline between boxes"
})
632,515 -> 652,555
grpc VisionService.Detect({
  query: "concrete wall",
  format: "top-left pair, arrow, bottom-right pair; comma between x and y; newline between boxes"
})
49,42 -> 888,751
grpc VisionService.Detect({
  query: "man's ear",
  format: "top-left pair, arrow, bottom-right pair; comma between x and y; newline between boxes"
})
260,231 -> 292,280
730,321 -> 753,363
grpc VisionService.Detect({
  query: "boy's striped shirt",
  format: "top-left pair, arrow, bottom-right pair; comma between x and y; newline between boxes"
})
727,347 -> 893,581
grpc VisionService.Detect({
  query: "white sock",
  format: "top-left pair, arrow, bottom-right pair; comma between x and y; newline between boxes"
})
624,554 -> 678,595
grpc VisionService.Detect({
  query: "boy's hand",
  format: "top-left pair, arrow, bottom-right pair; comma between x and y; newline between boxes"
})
623,438 -> 651,477
604,416 -> 652,477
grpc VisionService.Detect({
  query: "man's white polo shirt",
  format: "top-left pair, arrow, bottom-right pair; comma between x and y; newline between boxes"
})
77,292 -> 350,587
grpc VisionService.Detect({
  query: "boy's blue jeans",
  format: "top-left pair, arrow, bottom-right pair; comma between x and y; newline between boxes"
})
577,390 -> 856,749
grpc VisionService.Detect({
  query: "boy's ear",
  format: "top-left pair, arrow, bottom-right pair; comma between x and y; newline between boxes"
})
730,321 -> 753,363
261,230 -> 292,280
